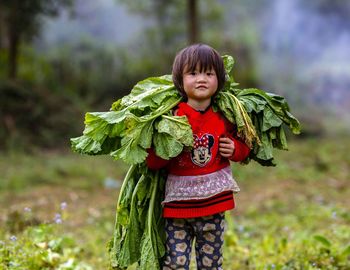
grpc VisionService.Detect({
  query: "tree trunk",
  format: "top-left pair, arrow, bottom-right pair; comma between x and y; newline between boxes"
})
188,0 -> 199,44
0,8 -> 5,49
4,0 -> 22,80
8,29 -> 19,80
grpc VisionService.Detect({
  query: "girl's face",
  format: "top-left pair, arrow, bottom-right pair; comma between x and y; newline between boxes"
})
182,64 -> 218,109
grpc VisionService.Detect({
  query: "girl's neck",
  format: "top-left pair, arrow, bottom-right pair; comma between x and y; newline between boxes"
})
186,98 -> 211,111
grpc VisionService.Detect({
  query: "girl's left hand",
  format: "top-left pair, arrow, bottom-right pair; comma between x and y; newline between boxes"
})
219,137 -> 235,158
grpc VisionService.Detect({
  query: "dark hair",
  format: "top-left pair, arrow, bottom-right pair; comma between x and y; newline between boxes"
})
172,44 -> 226,97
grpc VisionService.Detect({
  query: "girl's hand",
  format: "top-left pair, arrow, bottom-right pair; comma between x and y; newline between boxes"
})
219,137 -> 235,158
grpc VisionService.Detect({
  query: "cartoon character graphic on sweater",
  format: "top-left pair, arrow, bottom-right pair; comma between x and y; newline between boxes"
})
191,133 -> 214,167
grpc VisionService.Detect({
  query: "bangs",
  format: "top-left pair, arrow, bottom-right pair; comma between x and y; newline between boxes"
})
183,46 -> 218,73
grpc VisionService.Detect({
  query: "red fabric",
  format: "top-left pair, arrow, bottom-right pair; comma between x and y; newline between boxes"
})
146,102 -> 250,174
146,148 -> 169,170
146,102 -> 250,219
229,136 -> 251,162
163,191 -> 235,218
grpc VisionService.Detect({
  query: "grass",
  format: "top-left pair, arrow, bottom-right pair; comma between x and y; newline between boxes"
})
0,137 -> 349,269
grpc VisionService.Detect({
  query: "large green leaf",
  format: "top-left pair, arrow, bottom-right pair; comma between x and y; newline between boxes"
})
153,132 -> 184,160
156,115 -> 193,147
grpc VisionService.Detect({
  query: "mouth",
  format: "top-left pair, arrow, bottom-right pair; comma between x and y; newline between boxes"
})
196,85 -> 208,89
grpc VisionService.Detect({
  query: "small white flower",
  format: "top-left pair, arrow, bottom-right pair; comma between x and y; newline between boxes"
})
10,235 -> 17,241
24,207 -> 31,212
60,202 -> 67,210
54,213 -> 62,224
55,218 -> 62,224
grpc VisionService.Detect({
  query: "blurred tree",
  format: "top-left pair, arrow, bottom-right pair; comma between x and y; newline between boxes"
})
117,0 -> 225,45
116,0 -> 224,73
0,0 -> 73,80
0,9 -> 5,50
188,0 -> 199,44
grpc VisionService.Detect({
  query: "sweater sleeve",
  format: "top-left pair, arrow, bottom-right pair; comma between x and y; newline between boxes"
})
229,136 -> 251,162
223,117 -> 251,162
146,148 -> 170,170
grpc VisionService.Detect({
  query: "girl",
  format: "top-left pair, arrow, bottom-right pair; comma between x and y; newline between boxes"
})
146,44 -> 250,270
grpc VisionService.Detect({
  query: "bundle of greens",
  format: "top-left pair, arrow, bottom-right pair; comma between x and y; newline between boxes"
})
214,56 -> 301,166
108,164 -> 167,269
71,55 -> 300,269
71,75 -> 193,165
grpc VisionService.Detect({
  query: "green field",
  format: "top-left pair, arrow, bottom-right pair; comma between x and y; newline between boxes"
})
0,137 -> 349,269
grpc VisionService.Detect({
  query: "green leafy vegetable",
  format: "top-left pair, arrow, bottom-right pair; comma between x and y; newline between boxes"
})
108,164 -> 166,269
214,55 -> 301,166
71,54 -> 301,269
71,75 -> 192,165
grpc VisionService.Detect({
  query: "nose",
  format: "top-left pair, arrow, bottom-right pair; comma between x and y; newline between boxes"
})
196,72 -> 207,82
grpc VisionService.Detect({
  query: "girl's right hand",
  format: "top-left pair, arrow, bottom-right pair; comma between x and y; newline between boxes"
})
219,137 -> 235,158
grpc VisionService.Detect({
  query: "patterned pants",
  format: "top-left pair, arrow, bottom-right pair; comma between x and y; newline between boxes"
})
163,212 -> 226,270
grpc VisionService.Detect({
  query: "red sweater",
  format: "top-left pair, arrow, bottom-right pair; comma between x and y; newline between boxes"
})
147,102 -> 250,218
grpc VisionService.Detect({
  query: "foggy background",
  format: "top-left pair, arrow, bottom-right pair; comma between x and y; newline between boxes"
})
40,0 -> 350,131
1,0 -> 350,149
